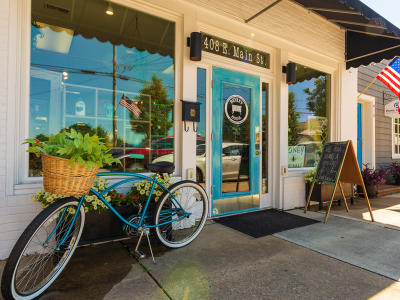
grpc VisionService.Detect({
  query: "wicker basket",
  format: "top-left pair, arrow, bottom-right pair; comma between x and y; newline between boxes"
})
42,154 -> 100,196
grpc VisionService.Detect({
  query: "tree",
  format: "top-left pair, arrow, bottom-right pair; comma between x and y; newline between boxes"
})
304,76 -> 327,117
288,91 -> 300,145
132,75 -> 174,141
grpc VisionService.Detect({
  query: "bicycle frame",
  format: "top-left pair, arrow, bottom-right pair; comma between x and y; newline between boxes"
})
56,172 -> 191,248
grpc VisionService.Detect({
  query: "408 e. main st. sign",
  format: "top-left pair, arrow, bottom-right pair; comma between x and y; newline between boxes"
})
201,32 -> 270,69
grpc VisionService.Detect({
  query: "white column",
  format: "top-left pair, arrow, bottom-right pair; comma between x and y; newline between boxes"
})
339,66 -> 358,148
179,9 -> 197,180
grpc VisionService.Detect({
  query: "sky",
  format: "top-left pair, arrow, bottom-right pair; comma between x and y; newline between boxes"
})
360,0 -> 400,28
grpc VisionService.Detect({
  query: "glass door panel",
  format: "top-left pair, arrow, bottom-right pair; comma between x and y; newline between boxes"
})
212,67 -> 260,216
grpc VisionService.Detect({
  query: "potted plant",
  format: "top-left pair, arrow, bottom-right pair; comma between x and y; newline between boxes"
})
359,164 -> 387,198
387,162 -> 400,185
304,168 -> 323,208
25,129 -> 120,196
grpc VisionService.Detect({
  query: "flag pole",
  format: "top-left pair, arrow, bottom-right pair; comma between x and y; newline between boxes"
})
357,77 -> 377,99
358,56 -> 400,99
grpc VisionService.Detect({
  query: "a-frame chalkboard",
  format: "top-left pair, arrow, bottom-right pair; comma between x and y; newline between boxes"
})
304,140 -> 374,223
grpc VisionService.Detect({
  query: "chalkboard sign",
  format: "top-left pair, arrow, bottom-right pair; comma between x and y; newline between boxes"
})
314,141 -> 349,185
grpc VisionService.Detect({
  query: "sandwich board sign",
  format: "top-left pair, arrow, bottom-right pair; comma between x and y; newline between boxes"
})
385,100 -> 400,118
304,140 -> 374,223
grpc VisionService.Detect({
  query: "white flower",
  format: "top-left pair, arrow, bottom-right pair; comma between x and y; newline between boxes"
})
140,190 -> 145,195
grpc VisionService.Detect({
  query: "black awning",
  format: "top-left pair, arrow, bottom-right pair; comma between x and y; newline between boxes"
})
291,0 -> 400,69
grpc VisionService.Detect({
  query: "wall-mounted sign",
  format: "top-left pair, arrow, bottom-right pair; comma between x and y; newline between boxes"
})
201,33 -> 270,69
224,95 -> 248,125
385,99 -> 400,118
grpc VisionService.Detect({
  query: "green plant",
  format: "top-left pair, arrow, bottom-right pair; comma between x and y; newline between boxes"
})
32,178 -> 113,212
305,168 -> 316,183
127,173 -> 173,205
24,129 -> 120,169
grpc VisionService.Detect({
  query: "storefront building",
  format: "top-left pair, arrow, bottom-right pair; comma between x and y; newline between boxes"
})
0,0 -> 399,259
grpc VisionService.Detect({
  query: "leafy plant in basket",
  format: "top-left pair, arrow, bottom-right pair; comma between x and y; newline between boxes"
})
25,129 -> 120,169
24,129 -> 120,196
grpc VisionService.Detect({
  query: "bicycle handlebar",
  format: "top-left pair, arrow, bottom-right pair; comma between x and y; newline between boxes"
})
116,154 -> 144,160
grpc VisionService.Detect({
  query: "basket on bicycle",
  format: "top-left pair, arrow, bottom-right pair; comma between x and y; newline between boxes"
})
42,154 -> 99,196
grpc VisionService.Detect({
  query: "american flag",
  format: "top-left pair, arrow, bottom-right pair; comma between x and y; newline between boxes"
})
119,94 -> 141,118
377,57 -> 400,98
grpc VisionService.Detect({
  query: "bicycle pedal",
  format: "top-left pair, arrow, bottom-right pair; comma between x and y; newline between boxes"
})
135,250 -> 146,259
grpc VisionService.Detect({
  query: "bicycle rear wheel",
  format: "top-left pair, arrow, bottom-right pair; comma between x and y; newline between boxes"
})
1,197 -> 85,300
153,180 -> 208,248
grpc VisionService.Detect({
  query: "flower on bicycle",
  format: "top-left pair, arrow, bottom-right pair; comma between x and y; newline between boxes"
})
117,193 -> 125,199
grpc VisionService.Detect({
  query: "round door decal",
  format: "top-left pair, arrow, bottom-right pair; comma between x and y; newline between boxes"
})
224,95 -> 249,125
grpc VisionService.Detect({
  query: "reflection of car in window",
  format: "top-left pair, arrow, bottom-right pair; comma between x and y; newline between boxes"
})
152,142 -> 248,183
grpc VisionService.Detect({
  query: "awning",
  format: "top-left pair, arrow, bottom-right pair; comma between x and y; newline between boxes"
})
31,0 -> 175,58
289,0 -> 400,69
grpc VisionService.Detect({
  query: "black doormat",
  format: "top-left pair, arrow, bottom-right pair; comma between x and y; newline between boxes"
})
214,209 -> 319,238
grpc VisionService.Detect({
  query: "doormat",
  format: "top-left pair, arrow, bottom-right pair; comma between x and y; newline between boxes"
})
214,209 -> 319,238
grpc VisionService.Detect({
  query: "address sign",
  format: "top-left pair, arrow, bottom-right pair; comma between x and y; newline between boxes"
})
201,33 -> 270,69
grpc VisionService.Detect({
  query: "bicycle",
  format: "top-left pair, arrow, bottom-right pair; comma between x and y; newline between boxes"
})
1,154 -> 209,300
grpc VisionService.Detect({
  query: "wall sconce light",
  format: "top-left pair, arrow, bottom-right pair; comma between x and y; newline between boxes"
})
282,62 -> 296,84
105,2 -> 114,15
187,32 -> 202,61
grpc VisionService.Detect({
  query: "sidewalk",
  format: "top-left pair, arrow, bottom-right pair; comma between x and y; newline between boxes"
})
330,192 -> 400,229
2,213 -> 400,299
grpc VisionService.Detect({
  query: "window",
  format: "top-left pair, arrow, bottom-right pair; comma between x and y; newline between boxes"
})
288,63 -> 331,168
393,118 -> 400,158
29,0 -> 175,177
262,82 -> 268,193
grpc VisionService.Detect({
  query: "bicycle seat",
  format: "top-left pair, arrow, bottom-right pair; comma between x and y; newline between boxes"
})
145,161 -> 175,174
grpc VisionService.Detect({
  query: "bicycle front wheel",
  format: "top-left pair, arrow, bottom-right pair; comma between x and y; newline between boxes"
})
153,180 -> 208,248
1,197 -> 85,300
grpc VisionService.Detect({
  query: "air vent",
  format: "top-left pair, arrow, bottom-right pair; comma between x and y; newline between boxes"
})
44,3 -> 70,14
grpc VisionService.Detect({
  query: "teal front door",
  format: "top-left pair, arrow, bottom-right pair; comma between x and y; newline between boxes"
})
211,67 -> 260,216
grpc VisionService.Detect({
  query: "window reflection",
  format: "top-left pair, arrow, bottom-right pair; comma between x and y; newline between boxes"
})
29,0 -> 175,176
288,64 -> 330,168
196,68 -> 207,185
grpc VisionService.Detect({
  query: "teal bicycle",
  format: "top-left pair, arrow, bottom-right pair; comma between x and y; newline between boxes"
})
1,154 -> 209,300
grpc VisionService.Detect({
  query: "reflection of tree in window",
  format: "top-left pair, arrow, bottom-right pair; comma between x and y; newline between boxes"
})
288,91 -> 300,146
304,76 -> 327,117
130,75 -> 173,158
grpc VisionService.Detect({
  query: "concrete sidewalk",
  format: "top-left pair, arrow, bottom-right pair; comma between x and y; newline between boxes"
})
2,215 -> 400,299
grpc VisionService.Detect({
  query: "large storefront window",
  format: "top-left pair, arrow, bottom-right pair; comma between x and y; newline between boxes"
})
29,0 -> 175,176
288,64 -> 330,168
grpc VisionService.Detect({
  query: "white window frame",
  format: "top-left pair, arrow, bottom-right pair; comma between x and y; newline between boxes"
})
9,0 -> 183,195
286,61 -> 334,172
392,117 -> 400,159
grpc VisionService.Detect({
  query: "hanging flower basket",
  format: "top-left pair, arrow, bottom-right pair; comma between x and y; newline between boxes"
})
42,154 -> 99,196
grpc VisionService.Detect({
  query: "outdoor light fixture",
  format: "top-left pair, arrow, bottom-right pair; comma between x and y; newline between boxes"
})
187,32 -> 202,61
282,62 -> 296,84
105,2 -> 114,15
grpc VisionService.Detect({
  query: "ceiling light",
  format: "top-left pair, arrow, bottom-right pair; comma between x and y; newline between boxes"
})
106,2 -> 114,15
